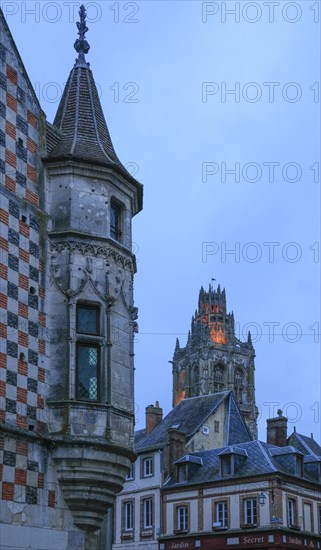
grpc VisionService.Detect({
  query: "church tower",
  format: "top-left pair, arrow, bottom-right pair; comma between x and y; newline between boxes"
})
172,284 -> 258,438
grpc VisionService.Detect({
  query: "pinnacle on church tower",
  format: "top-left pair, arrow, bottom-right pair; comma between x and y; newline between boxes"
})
172,284 -> 258,438
174,338 -> 180,355
74,4 -> 90,67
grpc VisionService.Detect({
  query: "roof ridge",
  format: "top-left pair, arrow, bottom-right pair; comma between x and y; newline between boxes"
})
257,440 -> 278,471
295,432 -> 313,451
181,390 -> 230,402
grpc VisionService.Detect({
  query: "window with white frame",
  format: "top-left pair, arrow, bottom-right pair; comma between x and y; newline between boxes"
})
318,505 -> 321,533
124,501 -> 133,531
215,501 -> 228,528
177,505 -> 189,531
142,456 -> 153,477
126,462 -> 134,481
143,498 -> 153,529
303,502 -> 312,532
244,498 -> 257,525
287,498 -> 297,526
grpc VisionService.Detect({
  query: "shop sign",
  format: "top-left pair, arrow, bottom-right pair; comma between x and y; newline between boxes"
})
288,537 -> 302,546
168,542 -> 193,550
242,535 -> 266,545
305,541 -> 318,548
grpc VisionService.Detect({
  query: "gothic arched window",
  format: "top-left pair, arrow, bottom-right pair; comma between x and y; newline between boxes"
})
191,364 -> 199,395
174,368 -> 186,405
213,363 -> 225,392
234,368 -> 244,404
76,303 -> 101,401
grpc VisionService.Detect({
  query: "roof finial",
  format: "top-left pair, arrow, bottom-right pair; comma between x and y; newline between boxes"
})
74,4 -> 90,66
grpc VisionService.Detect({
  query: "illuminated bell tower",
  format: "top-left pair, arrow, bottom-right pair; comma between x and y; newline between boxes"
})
172,284 -> 258,438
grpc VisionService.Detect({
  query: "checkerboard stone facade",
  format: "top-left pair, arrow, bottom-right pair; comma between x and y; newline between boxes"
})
0,191 -> 48,431
1,5 -> 143,549
0,15 -> 49,430
0,433 -> 57,511
0,11 -> 82,550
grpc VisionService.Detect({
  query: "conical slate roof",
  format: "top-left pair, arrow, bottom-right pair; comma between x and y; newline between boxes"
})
47,5 -> 142,200
50,64 -> 122,167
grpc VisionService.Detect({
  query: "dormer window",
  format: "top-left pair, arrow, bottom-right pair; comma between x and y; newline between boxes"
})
303,456 -> 321,481
220,454 -> 233,476
177,464 -> 187,482
110,200 -> 122,242
295,455 -> 303,477
269,448 -> 305,477
175,455 -> 203,482
219,447 -> 247,477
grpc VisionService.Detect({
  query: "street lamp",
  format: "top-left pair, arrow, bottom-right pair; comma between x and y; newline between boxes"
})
259,484 -> 275,507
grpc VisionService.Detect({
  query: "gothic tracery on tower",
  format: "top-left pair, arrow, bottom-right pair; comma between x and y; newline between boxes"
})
172,284 -> 258,438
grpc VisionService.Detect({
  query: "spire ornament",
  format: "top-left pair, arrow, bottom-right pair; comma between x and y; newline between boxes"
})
74,4 -> 90,66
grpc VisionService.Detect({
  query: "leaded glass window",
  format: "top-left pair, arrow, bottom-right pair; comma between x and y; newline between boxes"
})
76,304 -> 100,401
77,344 -> 99,401
77,304 -> 99,335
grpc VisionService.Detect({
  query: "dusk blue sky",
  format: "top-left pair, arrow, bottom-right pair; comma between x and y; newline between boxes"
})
4,0 -> 320,442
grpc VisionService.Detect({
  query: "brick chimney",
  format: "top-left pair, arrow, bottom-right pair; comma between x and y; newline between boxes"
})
168,428 -> 187,477
145,401 -> 163,434
267,409 -> 288,446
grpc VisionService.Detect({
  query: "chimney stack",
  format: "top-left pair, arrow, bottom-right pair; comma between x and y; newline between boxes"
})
168,428 -> 187,477
267,409 -> 288,447
145,401 -> 163,434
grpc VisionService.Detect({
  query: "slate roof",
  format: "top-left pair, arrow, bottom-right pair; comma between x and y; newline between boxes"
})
134,428 -> 147,448
46,122 -> 61,155
164,438 -> 321,488
288,431 -> 321,458
135,391 -> 252,453
45,32 -> 143,210
226,392 -> 252,444
164,441 -> 275,487
49,62 -> 119,165
268,445 -> 303,457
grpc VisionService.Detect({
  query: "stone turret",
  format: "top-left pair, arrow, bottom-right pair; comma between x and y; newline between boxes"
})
172,284 -> 258,439
44,5 -> 142,535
